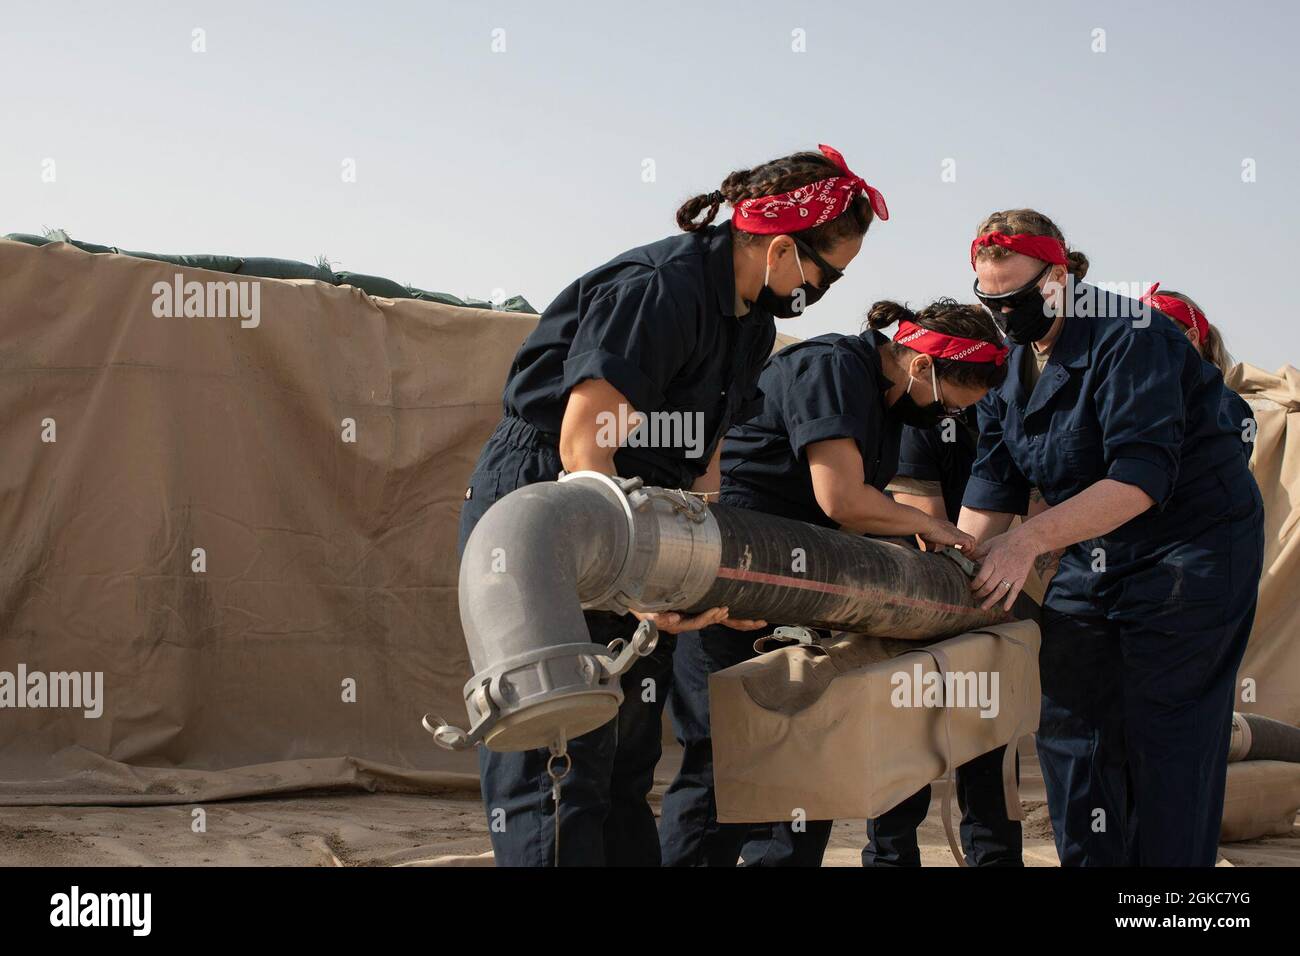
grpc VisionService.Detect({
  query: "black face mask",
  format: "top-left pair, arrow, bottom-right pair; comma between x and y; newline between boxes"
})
998,290 -> 1056,345
973,263 -> 1056,344
757,282 -> 826,318
892,392 -> 947,429
890,369 -> 947,429
756,245 -> 827,318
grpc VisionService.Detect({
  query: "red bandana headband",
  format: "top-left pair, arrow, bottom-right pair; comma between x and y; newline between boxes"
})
1139,282 -> 1209,340
893,319 -> 1008,366
970,232 -> 1068,270
732,144 -> 889,235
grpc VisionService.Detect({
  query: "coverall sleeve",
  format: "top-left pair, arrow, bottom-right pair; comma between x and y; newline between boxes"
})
1093,331 -> 1187,508
562,269 -> 695,414
962,391 -> 1031,515
779,348 -> 878,461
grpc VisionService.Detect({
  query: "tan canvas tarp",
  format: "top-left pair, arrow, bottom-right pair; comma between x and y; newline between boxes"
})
710,620 -> 1040,823
1228,363 -> 1300,726
1221,760 -> 1300,843
0,239 -> 536,803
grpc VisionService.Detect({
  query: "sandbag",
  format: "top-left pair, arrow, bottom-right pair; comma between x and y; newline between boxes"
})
1220,760 -> 1300,842
1,233 -> 538,314
239,257 -> 335,282
3,232 -> 247,273
711,619 -> 1040,824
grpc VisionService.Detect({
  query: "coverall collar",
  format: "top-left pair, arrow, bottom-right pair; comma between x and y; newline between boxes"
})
1002,292 -> 1094,416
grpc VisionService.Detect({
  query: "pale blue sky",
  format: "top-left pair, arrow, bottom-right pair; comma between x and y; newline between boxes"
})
5,0 -> 1297,367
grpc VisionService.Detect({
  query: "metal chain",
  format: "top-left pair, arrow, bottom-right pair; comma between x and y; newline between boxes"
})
546,735 -> 570,868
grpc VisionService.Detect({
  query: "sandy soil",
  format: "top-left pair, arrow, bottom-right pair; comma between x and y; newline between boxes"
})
1,751 -> 1293,866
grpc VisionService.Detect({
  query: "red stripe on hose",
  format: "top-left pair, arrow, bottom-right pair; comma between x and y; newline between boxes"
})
714,565 -> 982,618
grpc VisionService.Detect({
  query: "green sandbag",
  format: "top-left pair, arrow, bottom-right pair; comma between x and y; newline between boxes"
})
2,232 -> 537,314
237,257 -> 335,282
4,233 -> 244,274
4,233 -> 53,247
333,271 -> 412,299
496,295 -> 535,313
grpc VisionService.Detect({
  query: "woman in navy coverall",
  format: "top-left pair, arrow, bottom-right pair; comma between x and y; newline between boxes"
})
658,298 -> 1008,866
1139,284 -> 1255,461
458,146 -> 887,866
958,209 -> 1264,867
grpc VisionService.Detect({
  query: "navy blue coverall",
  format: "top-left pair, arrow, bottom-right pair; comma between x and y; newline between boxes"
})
961,284 -> 1264,867
858,415 -> 1023,867
658,330 -> 903,867
458,224 -> 776,867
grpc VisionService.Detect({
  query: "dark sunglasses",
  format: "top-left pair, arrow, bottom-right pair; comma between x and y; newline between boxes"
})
792,235 -> 844,289
972,261 -> 1051,313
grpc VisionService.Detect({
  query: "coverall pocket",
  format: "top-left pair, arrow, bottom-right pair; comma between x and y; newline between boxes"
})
1058,426 -> 1104,480
1117,530 -> 1232,625
458,467 -> 510,554
465,467 -> 506,503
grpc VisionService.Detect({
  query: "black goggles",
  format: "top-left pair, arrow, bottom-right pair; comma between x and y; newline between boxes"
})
792,235 -> 844,289
972,261 -> 1051,313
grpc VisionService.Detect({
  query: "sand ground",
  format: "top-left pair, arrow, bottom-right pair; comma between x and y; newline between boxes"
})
1,751 -> 1295,866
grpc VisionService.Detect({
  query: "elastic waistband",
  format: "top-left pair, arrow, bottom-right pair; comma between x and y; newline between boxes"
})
494,415 -> 559,449
493,416 -> 690,489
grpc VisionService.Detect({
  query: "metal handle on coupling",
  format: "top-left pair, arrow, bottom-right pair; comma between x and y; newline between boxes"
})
936,545 -> 978,578
422,680 -> 497,750
426,621 -> 659,750
937,544 -> 1041,624
600,618 -> 659,678
421,714 -> 473,750
753,625 -> 822,655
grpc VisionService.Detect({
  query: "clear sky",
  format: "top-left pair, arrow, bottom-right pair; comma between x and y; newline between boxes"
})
5,0 -> 1297,368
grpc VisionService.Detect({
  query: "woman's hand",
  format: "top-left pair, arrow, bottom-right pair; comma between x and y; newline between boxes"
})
918,516 -> 976,553
969,526 -> 1043,611
632,607 -> 766,634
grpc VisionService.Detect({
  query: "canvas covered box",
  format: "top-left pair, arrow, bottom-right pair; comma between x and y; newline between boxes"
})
711,620 -> 1040,825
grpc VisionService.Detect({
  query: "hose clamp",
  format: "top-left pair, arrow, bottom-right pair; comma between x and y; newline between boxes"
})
558,471 -> 641,610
